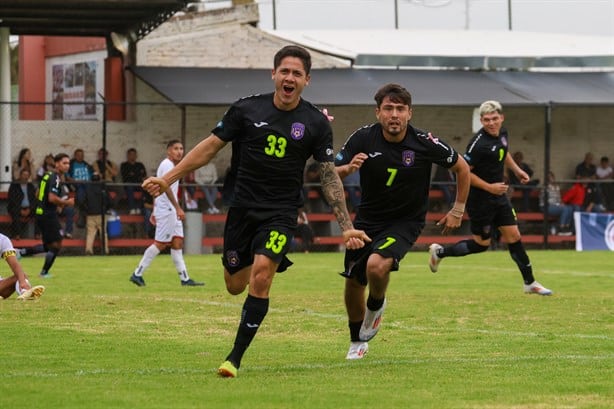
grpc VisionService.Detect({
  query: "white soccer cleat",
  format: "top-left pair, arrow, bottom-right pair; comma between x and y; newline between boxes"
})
17,285 -> 46,301
428,243 -> 443,273
523,281 -> 553,296
359,299 -> 387,341
346,341 -> 369,360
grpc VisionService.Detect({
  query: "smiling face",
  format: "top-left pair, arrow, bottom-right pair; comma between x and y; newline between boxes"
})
272,56 -> 310,111
480,111 -> 505,137
375,96 -> 412,142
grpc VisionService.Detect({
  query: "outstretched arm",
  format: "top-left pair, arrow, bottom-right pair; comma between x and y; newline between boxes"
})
319,162 -> 370,249
143,134 -> 227,197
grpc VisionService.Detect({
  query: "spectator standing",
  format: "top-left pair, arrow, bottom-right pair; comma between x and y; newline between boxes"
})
12,148 -> 36,182
120,148 -> 147,214
80,173 -> 110,255
194,163 -> 220,214
7,169 -> 37,239
67,148 -> 93,227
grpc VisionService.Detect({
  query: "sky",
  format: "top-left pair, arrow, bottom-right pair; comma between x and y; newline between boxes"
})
253,0 -> 614,37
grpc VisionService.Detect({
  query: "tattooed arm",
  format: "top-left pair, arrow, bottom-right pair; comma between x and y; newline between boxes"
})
319,162 -> 371,248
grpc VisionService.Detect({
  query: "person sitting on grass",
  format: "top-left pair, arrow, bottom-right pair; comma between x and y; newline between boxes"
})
0,232 -> 45,300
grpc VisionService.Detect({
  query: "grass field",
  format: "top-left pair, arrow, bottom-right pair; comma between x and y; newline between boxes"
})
1,250 -> 612,409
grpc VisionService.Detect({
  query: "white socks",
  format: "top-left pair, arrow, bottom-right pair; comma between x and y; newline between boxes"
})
171,249 -> 189,282
134,245 -> 160,276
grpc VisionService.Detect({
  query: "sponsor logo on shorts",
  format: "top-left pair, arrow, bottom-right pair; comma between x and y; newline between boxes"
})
226,250 -> 240,267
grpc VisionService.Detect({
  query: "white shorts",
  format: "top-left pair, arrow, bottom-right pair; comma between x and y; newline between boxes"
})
154,211 -> 184,243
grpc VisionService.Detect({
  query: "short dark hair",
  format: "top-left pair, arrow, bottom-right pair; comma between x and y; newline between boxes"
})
274,45 -> 312,75
374,83 -> 412,108
54,153 -> 70,162
127,148 -> 137,154
167,139 -> 181,148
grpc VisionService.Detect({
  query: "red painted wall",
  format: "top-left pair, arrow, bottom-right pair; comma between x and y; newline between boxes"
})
18,36 -> 123,120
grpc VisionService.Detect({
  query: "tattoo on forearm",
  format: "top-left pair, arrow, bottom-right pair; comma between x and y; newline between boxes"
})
319,162 -> 353,231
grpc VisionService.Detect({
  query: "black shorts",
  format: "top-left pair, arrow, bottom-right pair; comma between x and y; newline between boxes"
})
342,218 -> 424,286
467,196 -> 517,240
36,215 -> 63,245
222,207 -> 296,274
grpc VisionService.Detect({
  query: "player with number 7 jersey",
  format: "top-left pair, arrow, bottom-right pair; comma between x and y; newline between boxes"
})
334,83 -> 470,360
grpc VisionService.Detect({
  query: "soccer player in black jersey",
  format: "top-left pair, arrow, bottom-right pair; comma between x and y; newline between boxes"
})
334,83 -> 471,360
142,45 -> 370,377
428,100 -> 553,296
19,153 -> 75,278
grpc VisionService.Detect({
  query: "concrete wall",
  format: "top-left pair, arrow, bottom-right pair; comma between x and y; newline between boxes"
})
12,98 -> 612,184
9,4 -> 613,184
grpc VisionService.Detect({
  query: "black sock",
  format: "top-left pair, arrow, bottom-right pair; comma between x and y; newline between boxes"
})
508,241 -> 535,285
22,244 -> 45,256
349,321 -> 362,342
441,240 -> 489,258
226,294 -> 269,369
366,294 -> 385,311
41,248 -> 59,275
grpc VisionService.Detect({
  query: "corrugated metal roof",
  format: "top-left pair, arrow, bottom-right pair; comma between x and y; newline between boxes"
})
130,66 -> 614,106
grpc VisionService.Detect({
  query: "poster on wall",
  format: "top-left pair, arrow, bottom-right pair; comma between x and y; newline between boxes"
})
51,61 -> 97,120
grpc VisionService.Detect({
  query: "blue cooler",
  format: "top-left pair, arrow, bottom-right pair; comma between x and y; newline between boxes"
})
106,210 -> 122,238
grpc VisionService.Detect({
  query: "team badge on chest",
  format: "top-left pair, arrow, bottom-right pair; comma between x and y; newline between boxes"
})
402,150 -> 415,167
291,122 -> 305,140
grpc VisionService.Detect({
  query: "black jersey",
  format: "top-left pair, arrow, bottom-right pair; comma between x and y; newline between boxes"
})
335,123 -> 458,223
35,171 -> 63,217
213,93 -> 334,209
463,127 -> 510,203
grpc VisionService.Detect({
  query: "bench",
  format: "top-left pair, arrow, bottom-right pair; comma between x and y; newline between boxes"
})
1,186 -> 578,250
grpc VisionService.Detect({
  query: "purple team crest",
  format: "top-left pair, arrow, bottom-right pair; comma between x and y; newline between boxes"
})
501,136 -> 508,146
226,250 -> 240,268
402,150 -> 415,167
291,122 -> 305,140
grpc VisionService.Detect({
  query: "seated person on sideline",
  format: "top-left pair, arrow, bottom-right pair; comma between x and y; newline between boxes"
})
596,156 -> 613,210
0,232 -> 45,300
7,169 -> 37,240
540,171 -> 574,235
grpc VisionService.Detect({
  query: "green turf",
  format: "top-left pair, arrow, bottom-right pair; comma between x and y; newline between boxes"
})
1,250 -> 612,408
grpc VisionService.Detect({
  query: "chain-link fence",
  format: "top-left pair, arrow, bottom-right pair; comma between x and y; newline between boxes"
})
2,101 -> 614,253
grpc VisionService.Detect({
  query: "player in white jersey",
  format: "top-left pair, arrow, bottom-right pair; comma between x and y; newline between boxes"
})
129,140 -> 204,287
0,233 -> 45,300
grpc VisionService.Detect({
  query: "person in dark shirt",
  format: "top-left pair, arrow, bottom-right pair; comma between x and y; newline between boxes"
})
120,148 -> 147,215
142,45 -> 370,378
334,83 -> 470,360
20,153 -> 74,278
7,168 -> 37,239
80,173 -> 111,255
429,100 -> 553,296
